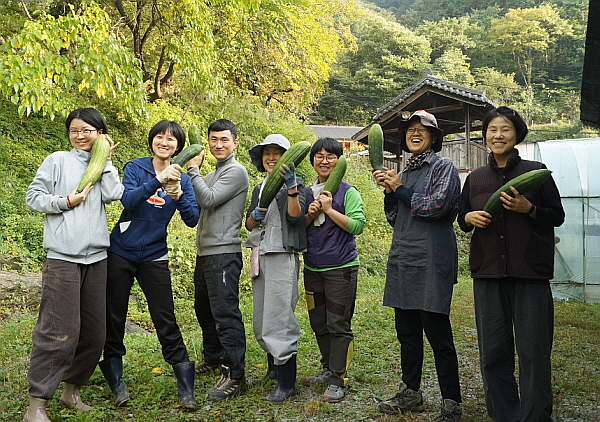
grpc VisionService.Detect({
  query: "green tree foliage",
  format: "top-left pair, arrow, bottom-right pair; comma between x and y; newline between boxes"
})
214,0 -> 358,115
313,11 -> 430,124
415,16 -> 476,61
0,1 -> 146,120
431,48 -> 475,87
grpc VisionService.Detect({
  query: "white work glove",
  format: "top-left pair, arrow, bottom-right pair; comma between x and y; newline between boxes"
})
157,164 -> 182,184
165,179 -> 182,199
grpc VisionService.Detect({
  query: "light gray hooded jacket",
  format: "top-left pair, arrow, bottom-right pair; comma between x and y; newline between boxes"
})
26,148 -> 123,264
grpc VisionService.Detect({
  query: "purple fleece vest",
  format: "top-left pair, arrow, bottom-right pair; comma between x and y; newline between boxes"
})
304,181 -> 358,269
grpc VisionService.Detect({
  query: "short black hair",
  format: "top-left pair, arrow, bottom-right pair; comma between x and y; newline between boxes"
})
207,119 -> 238,139
482,106 -> 529,144
148,120 -> 186,156
310,138 -> 343,164
65,108 -> 108,135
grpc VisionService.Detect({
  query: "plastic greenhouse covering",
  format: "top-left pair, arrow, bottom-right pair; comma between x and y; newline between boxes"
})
533,139 -> 600,303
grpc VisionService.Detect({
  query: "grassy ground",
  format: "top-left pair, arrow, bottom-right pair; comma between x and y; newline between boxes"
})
1,273 -> 599,422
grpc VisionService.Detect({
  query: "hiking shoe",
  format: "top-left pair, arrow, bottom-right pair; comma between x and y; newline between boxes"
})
207,365 -> 248,401
322,384 -> 345,402
378,383 -> 425,414
195,360 -> 219,374
305,368 -> 333,385
435,399 -> 463,422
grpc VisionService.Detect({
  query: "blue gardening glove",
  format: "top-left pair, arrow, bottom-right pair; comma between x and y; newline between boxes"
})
251,207 -> 267,222
278,163 -> 297,189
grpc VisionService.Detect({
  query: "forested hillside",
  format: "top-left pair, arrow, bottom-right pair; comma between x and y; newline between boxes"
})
313,0 -> 588,124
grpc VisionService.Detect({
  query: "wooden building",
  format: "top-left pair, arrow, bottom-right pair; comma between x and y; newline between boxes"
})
352,74 -> 497,180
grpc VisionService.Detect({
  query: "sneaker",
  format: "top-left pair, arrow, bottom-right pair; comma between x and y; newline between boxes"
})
322,384 -> 345,402
435,399 -> 463,422
207,365 -> 248,401
195,360 -> 219,374
305,368 -> 333,385
378,382 -> 425,414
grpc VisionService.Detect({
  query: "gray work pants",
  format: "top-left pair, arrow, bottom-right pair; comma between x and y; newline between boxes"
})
252,252 -> 300,365
474,279 -> 554,422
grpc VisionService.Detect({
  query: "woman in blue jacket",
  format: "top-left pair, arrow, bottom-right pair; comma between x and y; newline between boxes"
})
99,120 -> 200,410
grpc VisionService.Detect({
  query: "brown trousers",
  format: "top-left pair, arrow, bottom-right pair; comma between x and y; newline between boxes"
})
27,258 -> 107,399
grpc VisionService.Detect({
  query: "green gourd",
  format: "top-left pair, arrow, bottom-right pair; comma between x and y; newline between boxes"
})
483,169 -> 552,215
259,141 -> 311,208
368,123 -> 384,171
76,134 -> 110,193
188,124 -> 202,145
323,155 -> 347,195
173,143 -> 204,168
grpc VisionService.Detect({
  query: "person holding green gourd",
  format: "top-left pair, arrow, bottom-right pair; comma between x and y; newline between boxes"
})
245,134 -> 307,403
372,110 -> 463,421
457,106 -> 564,422
303,137 -> 366,403
24,108 -> 123,422
100,120 -> 200,410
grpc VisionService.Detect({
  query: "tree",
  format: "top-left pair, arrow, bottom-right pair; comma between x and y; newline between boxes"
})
0,1 -> 146,120
313,11 -> 431,124
415,16 -> 476,61
431,48 -> 475,87
213,0 -> 358,115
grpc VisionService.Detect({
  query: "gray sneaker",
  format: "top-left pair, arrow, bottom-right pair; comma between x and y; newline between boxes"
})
435,399 -> 463,422
322,384 -> 345,402
305,368 -> 333,385
378,383 -> 425,414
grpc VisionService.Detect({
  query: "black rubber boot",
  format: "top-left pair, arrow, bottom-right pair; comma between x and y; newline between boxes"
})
265,354 -> 277,380
99,357 -> 130,407
172,361 -> 198,410
264,355 -> 297,403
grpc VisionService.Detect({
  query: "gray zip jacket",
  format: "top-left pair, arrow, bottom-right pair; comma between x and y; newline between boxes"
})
26,148 -> 124,264
189,154 -> 249,256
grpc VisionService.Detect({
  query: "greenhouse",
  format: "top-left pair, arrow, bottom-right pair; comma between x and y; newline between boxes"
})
530,139 -> 600,303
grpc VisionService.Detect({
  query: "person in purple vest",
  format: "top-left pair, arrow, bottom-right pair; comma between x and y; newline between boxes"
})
457,106 -> 564,422
303,138 -> 366,402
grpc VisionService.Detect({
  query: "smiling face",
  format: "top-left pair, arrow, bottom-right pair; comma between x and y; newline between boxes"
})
151,129 -> 179,160
68,118 -> 101,152
208,129 -> 238,160
262,145 -> 286,174
486,116 -> 517,162
312,148 -> 339,183
405,121 -> 433,156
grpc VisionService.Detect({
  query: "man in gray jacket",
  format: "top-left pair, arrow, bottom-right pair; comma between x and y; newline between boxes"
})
186,119 -> 249,400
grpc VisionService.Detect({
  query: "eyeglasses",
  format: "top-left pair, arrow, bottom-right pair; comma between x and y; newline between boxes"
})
69,129 -> 97,136
406,127 -> 428,134
314,153 -> 338,162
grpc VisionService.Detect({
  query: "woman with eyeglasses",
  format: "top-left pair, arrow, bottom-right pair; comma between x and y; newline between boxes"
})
303,138 -> 366,403
99,120 -> 199,410
24,108 -> 123,422
372,110 -> 463,421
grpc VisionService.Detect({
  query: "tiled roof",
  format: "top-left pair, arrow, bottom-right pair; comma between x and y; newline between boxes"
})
309,125 -> 363,140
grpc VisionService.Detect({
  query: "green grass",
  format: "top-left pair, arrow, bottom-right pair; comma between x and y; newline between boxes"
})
2,275 -> 600,422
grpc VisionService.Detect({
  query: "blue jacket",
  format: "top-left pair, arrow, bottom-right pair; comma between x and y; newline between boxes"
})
109,157 -> 199,262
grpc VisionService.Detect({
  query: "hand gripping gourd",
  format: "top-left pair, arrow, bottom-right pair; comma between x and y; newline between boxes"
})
258,141 -> 311,208
76,134 -> 110,193
173,124 -> 204,168
483,169 -> 552,215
